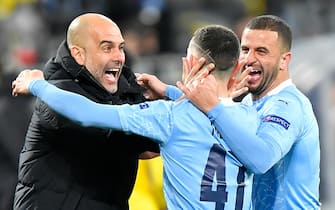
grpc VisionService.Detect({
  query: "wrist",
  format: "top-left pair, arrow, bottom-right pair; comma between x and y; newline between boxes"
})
203,98 -> 220,113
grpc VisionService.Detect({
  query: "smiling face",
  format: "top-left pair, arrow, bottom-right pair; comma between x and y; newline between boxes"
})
68,14 -> 125,93
84,25 -> 125,93
240,28 -> 291,99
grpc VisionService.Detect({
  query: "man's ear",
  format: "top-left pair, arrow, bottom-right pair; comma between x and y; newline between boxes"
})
280,52 -> 291,71
70,45 -> 85,65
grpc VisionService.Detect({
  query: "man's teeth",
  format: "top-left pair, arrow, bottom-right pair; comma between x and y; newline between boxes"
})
251,69 -> 260,73
106,69 -> 119,75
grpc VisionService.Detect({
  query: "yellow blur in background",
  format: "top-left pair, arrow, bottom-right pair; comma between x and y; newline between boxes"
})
129,157 -> 166,210
0,0 -> 36,19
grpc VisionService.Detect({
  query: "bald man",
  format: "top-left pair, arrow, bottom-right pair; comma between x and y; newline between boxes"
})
13,13 -> 159,210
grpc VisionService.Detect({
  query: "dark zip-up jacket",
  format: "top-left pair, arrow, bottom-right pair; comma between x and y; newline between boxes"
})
13,40 -> 159,210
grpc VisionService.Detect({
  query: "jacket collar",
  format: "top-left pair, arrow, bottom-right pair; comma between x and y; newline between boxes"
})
54,40 -> 85,78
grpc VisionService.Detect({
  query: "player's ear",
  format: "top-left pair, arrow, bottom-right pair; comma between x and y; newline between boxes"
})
70,45 -> 85,65
280,52 -> 291,71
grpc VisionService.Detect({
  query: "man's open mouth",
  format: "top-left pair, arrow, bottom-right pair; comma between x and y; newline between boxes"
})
105,69 -> 119,77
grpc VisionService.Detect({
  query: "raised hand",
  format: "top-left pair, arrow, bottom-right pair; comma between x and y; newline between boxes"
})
227,59 -> 251,101
12,69 -> 44,96
135,73 -> 168,100
177,73 -> 219,113
182,57 -> 215,86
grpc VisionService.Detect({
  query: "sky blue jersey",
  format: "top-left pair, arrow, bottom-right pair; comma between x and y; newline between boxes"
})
207,80 -> 321,210
29,79 -> 254,210
166,80 -> 321,209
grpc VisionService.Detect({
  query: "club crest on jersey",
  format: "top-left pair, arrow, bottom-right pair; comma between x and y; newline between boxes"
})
139,102 -> 149,109
264,115 -> 290,130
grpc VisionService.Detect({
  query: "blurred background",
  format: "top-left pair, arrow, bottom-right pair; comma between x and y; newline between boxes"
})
0,0 -> 334,209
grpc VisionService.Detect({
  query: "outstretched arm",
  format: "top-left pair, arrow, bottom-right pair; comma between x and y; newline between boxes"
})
12,69 -> 171,143
12,69 -> 130,130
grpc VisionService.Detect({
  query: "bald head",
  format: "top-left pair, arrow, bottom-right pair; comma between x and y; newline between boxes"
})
67,13 -> 120,48
65,13 -> 126,93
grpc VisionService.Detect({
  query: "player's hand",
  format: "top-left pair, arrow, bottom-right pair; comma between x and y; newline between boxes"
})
227,59 -> 251,100
12,69 -> 44,96
177,74 -> 219,113
182,57 -> 215,86
135,73 -> 167,100
174,57 -> 215,101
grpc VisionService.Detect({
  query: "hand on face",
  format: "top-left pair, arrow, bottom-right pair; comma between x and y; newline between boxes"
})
227,59 -> 251,99
12,69 -> 45,96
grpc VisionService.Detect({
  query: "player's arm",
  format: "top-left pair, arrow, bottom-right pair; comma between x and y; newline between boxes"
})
208,100 -> 297,174
29,79 -> 123,128
17,79 -> 171,144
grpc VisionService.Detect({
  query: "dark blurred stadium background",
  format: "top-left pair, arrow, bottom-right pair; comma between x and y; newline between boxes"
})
1,0 -> 334,209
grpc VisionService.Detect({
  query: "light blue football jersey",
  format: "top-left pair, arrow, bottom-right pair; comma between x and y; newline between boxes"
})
206,80 -> 321,210
29,79 -> 254,209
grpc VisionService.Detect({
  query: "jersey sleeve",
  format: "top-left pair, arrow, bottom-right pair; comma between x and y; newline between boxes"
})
29,79 -> 172,144
207,102 -> 284,174
165,85 -> 183,100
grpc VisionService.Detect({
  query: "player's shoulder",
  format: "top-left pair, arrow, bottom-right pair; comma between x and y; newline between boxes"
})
270,85 -> 308,106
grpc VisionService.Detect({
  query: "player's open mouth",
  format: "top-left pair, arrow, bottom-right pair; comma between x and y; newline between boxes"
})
248,69 -> 262,82
249,69 -> 261,75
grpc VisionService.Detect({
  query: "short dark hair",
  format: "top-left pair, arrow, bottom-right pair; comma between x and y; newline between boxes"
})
245,15 -> 292,51
191,25 -> 240,71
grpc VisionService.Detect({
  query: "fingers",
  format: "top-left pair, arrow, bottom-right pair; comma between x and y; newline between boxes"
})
135,73 -> 145,86
11,69 -> 36,97
182,57 -> 190,83
189,57 -> 206,78
12,79 -> 24,97
228,59 -> 246,89
11,78 -> 22,97
176,81 -> 190,96
11,80 -> 18,96
185,63 -> 214,89
230,87 -> 249,99
183,57 -> 207,84
135,73 -> 150,87
193,63 -> 214,81
239,68 -> 252,84
134,72 -> 141,80
226,60 -> 252,99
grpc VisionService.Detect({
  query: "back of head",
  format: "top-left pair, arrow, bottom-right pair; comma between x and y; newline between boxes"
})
190,25 -> 240,73
245,15 -> 292,52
